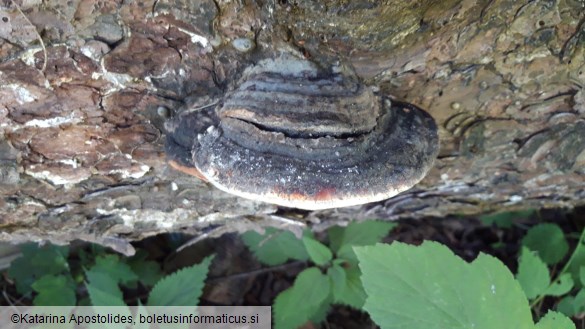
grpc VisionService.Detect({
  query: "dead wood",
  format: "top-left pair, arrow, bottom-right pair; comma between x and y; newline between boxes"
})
0,0 -> 583,254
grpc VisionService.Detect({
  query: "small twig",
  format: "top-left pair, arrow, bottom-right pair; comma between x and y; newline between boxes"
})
11,0 -> 47,72
2,288 -> 15,307
2,286 -> 27,307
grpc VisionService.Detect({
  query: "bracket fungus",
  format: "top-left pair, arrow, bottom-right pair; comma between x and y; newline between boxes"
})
165,56 -> 439,210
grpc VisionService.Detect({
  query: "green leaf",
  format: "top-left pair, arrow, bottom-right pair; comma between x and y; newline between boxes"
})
91,254 -> 139,285
573,288 -> 585,313
8,243 -> 69,295
85,269 -> 126,306
516,247 -> 550,299
579,266 -> 585,286
128,259 -> 162,287
327,263 -> 347,298
328,221 -> 396,253
302,236 -> 332,266
242,228 -> 309,266
331,221 -> 397,263
522,223 -> 569,265
356,242 -> 533,329
337,245 -> 359,263
147,255 -> 213,306
557,295 -> 577,317
544,273 -> 574,296
572,288 -> 585,314
479,209 -> 535,228
557,288 -> 585,317
31,275 -> 76,306
127,250 -> 162,287
569,235 -> 585,288
535,311 -> 575,329
309,294 -> 332,325
273,267 -> 331,329
333,266 -> 367,309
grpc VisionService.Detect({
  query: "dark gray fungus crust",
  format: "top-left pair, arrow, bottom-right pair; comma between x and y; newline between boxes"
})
165,57 -> 439,210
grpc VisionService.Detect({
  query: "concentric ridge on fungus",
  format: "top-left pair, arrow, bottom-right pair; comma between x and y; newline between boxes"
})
165,56 -> 439,210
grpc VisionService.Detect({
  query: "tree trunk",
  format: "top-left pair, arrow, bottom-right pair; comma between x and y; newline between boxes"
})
0,0 -> 583,254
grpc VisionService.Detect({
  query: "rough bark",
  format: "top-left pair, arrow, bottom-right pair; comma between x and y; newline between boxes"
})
0,0 -> 583,254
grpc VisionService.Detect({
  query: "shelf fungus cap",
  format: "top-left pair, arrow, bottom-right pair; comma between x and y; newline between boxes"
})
165,56 -> 439,210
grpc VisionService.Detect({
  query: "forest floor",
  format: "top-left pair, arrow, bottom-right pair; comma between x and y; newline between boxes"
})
1,206 -> 583,328
133,206 -> 585,327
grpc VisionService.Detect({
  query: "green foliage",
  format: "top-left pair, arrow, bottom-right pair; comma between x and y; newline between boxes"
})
568,238 -> 585,288
535,311 -> 577,329
31,274 -> 76,306
512,222 -> 585,320
557,289 -> 585,317
522,223 -> 569,265
302,236 -> 332,266
90,254 -> 139,285
128,250 -> 163,286
6,242 -> 213,308
557,234 -> 585,317
329,221 -> 397,261
241,228 -> 310,266
147,255 -> 214,306
544,273 -> 574,296
85,269 -> 126,306
517,247 -> 554,299
355,241 -> 573,329
473,213 -> 585,322
331,265 -> 367,309
7,243 -> 69,296
8,211 -> 585,328
244,220 -> 396,328
273,268 -> 331,329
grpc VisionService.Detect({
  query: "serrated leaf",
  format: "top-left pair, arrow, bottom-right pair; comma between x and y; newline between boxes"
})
479,210 -> 535,228
356,242 -> 533,329
8,243 -> 69,295
90,254 -> 139,286
535,311 -> 575,329
85,269 -> 126,306
522,223 -> 569,265
302,236 -> 332,266
31,275 -> 76,306
329,221 -> 396,254
274,267 -> 331,329
333,266 -> 367,309
544,273 -> 574,296
242,228 -> 309,266
516,247 -> 550,299
147,255 -> 213,306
